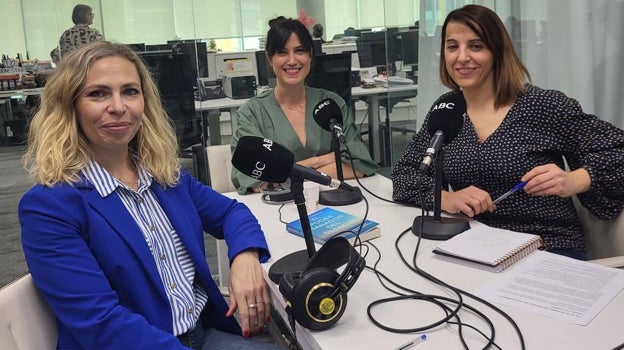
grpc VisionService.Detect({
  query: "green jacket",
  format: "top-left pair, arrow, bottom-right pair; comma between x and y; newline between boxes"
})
231,86 -> 379,194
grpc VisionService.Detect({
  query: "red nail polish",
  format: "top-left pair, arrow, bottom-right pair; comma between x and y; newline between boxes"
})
243,331 -> 250,338
266,316 -> 271,323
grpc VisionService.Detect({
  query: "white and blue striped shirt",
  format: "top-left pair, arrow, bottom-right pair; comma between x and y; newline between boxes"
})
82,160 -> 208,335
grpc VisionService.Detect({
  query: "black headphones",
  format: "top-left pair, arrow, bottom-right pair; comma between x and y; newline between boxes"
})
278,237 -> 365,331
261,182 -> 294,205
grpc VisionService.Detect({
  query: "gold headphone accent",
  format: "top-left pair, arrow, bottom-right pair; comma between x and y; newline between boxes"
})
305,282 -> 343,323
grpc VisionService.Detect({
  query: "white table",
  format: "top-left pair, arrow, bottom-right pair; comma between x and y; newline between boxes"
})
194,84 -> 418,161
225,175 -> 624,350
195,97 -> 249,145
0,87 -> 44,99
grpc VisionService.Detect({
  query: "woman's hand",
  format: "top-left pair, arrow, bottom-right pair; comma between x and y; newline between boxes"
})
441,186 -> 495,217
298,153 -> 363,180
226,249 -> 271,338
297,153 -> 334,170
522,164 -> 590,198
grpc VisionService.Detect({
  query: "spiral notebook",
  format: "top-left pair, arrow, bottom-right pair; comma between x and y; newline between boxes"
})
432,225 -> 543,272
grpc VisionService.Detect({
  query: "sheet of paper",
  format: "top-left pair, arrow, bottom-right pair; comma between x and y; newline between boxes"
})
225,58 -> 253,76
476,250 -> 624,325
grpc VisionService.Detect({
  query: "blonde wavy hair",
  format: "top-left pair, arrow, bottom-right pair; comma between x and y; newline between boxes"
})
23,40 -> 180,187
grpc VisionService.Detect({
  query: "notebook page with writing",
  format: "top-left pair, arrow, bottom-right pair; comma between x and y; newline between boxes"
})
433,225 -> 543,271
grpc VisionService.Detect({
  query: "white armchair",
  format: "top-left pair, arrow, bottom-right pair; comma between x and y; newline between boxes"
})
577,201 -> 624,268
0,273 -> 56,350
206,144 -> 237,293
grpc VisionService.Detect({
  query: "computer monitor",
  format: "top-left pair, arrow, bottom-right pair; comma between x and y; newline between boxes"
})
169,41 -> 209,79
312,39 -> 323,56
306,53 -> 352,105
356,29 -> 401,69
127,43 -> 146,52
138,51 -> 200,149
255,50 -> 275,87
138,51 -> 195,95
400,29 -> 419,66
145,44 -> 172,52
386,27 -> 402,63
356,31 -> 386,68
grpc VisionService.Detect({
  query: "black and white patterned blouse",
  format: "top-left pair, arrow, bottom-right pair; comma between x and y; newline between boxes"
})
58,24 -> 103,59
392,85 -> 624,253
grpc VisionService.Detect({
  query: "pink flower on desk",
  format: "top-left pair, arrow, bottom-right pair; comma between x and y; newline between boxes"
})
298,9 -> 315,30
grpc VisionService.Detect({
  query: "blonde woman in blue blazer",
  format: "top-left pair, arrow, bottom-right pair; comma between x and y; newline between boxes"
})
19,41 -> 282,350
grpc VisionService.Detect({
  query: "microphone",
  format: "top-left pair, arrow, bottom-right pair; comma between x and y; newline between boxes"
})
313,98 -> 346,143
231,136 -> 356,192
419,94 -> 466,173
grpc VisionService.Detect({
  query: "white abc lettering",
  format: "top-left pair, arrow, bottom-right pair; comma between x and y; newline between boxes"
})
432,102 -> 455,112
251,161 -> 265,179
313,100 -> 330,115
262,138 -> 273,151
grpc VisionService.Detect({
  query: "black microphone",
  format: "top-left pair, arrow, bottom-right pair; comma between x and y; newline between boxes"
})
419,94 -> 466,173
232,136 -> 356,192
313,98 -> 346,143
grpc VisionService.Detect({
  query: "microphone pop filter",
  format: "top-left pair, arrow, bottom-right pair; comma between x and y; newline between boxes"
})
232,136 -> 295,183
427,93 -> 466,144
313,98 -> 343,131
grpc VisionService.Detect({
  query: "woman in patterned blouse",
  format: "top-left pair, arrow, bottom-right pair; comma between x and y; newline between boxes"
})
55,4 -> 103,62
391,4 -> 624,259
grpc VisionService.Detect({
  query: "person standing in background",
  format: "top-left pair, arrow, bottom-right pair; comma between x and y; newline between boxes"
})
51,4 -> 103,63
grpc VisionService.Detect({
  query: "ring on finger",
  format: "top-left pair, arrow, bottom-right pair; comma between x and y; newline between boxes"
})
248,303 -> 257,309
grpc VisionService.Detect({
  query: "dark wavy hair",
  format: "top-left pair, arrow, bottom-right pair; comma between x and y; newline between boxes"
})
439,4 -> 531,108
265,17 -> 313,58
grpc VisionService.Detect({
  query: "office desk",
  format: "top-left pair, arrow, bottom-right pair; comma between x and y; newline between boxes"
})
225,175 -> 624,350
0,87 -> 44,98
194,84 -> 418,159
195,97 -> 249,145
353,84 -> 418,165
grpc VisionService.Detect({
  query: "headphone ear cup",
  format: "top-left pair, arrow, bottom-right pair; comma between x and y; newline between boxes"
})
291,268 -> 347,331
278,271 -> 299,301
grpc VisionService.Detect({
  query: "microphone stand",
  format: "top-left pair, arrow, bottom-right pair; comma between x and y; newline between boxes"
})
268,174 -> 317,284
318,131 -> 362,206
412,147 -> 470,240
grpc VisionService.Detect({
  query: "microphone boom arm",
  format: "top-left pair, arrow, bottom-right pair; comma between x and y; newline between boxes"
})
331,131 -> 344,181
289,173 -> 317,258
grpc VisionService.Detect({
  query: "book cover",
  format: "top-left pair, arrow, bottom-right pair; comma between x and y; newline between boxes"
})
286,207 -> 381,245
432,225 -> 543,272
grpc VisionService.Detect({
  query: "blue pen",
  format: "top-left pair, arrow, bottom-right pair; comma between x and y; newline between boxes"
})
393,334 -> 427,350
493,181 -> 527,204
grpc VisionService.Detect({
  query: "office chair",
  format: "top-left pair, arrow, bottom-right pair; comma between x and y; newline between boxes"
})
0,273 -> 57,350
564,157 -> 624,269
576,199 -> 624,268
378,91 -> 418,166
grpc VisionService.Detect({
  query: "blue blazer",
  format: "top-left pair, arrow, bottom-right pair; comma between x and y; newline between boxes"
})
19,171 -> 270,350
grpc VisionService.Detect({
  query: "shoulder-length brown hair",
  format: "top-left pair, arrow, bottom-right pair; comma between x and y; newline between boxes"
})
24,41 -> 180,187
72,4 -> 92,25
439,4 -> 531,108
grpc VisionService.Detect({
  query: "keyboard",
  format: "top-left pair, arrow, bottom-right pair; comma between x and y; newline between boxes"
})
373,75 -> 414,86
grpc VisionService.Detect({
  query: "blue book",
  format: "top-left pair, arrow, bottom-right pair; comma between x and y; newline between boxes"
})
286,207 -> 381,244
